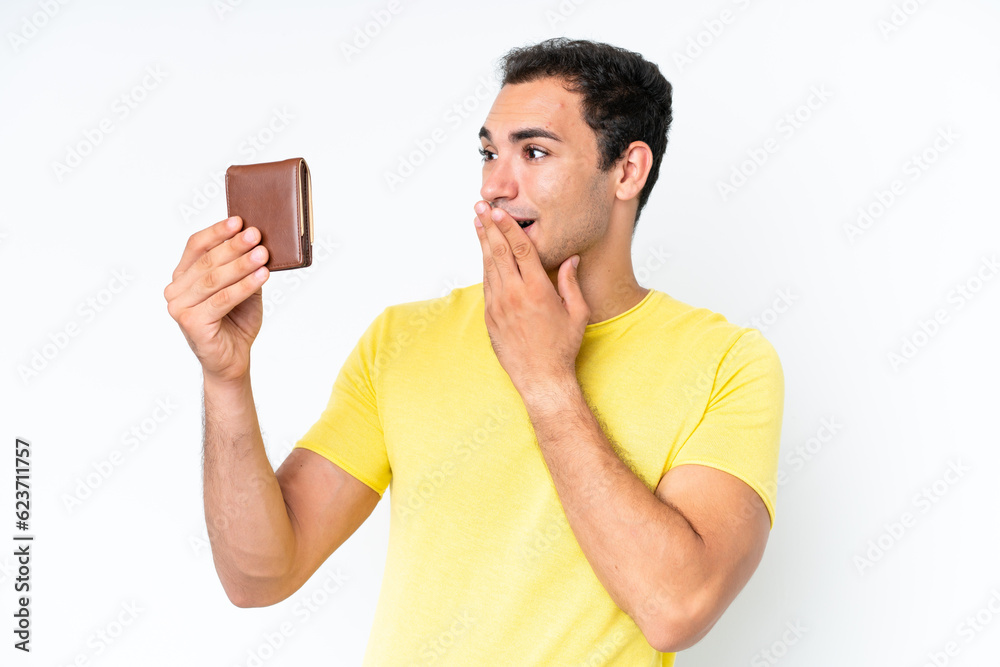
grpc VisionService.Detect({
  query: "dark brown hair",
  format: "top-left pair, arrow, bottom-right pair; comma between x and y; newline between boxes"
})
497,37 -> 673,229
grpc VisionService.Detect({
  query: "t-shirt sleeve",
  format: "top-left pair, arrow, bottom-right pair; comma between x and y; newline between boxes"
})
292,308 -> 392,497
667,328 -> 785,528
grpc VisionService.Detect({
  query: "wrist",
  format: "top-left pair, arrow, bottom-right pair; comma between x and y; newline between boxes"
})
520,373 -> 582,417
203,369 -> 253,398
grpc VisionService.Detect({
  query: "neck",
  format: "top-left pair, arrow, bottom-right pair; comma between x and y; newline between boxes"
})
581,273 -> 649,325
545,240 -> 649,326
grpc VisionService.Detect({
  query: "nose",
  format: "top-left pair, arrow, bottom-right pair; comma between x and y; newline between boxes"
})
480,152 -> 517,204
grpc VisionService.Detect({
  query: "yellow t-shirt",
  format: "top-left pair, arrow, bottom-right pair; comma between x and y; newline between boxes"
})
293,283 -> 784,666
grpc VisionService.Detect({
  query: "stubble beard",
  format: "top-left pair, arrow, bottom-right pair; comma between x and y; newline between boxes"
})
536,173 -> 612,274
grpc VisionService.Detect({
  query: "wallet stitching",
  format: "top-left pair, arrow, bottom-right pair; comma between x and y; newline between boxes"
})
299,160 -> 312,267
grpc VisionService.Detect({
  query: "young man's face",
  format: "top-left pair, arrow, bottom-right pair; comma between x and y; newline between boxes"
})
478,76 -> 619,274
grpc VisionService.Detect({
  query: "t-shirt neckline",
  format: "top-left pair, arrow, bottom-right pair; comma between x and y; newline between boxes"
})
584,287 -> 658,332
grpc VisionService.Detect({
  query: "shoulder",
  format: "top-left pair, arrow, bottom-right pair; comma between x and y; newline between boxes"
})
655,292 -> 776,356
650,292 -> 783,389
362,283 -> 484,351
380,283 -> 480,326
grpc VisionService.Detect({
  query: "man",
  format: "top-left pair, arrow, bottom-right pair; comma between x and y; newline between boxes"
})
165,37 -> 784,665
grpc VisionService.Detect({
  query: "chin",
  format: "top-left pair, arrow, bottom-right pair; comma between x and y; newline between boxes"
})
537,254 -> 563,275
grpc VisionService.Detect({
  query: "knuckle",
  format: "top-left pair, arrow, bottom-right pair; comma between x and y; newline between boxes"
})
184,233 -> 204,255
208,287 -> 231,310
201,268 -> 219,291
176,309 -> 194,331
166,299 -> 180,321
195,251 -> 214,271
511,240 -> 531,258
491,243 -> 508,259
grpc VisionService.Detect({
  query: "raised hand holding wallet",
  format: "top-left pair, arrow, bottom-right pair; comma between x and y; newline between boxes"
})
225,157 -> 313,271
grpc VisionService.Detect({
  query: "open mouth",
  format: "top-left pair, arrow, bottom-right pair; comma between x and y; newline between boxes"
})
517,220 -> 535,229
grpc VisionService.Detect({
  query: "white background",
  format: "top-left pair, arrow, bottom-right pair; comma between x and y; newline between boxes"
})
2,0 -> 999,665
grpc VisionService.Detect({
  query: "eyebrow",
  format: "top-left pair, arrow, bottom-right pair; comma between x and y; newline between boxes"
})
478,126 -> 563,144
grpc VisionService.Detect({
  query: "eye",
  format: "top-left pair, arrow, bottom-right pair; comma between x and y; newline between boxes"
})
478,147 -> 496,163
525,145 -> 547,160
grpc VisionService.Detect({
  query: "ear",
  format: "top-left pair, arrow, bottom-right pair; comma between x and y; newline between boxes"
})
615,141 -> 653,204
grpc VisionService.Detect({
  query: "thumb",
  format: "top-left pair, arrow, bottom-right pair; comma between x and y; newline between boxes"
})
557,255 -> 587,321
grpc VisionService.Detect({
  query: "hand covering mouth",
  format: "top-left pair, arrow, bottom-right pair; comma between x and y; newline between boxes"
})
487,204 -> 536,228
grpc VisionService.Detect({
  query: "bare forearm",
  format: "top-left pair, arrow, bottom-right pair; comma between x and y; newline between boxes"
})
523,378 -> 710,643
202,372 -> 296,605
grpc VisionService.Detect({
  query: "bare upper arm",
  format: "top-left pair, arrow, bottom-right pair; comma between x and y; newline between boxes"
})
653,463 -> 770,646
273,447 -> 382,596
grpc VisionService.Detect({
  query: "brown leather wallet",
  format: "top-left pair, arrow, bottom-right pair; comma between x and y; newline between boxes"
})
225,157 -> 313,271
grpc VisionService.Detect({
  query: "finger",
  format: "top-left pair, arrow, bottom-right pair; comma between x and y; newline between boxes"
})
475,202 -> 517,286
166,223 -> 264,302
190,263 -> 270,325
558,254 -> 589,324
486,205 -> 545,286
475,212 -> 504,296
173,241 -> 269,310
171,216 -> 243,281
478,229 -> 492,303
481,263 -> 497,332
